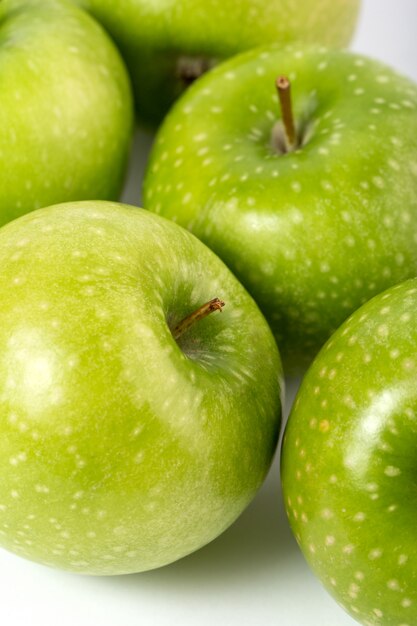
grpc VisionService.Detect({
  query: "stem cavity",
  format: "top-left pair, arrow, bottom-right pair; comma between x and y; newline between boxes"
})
177,56 -> 216,86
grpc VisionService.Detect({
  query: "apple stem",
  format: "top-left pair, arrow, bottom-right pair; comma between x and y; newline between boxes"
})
173,298 -> 225,340
276,76 -> 297,152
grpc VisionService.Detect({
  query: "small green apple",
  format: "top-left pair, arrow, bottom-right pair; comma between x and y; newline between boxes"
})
0,0 -> 133,227
0,201 -> 282,575
143,46 -> 417,373
281,279 -> 417,626
73,0 -> 361,127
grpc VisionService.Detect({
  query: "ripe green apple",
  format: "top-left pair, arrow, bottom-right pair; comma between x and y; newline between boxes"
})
143,46 -> 417,373
281,279 -> 417,626
73,0 -> 361,127
0,0 -> 133,227
0,200 -> 282,575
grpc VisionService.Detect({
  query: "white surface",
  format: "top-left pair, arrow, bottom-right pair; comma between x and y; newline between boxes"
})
1,2 -> 416,625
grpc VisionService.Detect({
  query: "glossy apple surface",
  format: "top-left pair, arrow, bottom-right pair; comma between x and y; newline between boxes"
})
144,46 -> 417,373
281,279 -> 417,626
0,201 -> 282,575
0,0 -> 133,227
74,0 -> 360,126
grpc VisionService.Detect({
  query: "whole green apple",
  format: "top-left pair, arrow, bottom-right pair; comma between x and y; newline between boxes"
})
281,279 -> 417,626
73,0 -> 360,127
0,0 -> 133,227
143,46 -> 417,373
0,201 -> 282,575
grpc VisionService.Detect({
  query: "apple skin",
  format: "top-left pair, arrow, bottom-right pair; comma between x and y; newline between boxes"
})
73,0 -> 360,127
143,46 -> 417,374
0,0 -> 133,227
281,279 -> 417,626
0,201 -> 282,575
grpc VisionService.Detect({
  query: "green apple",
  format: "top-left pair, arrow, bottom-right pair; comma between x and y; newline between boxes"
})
73,0 -> 361,127
281,279 -> 417,626
0,0 -> 133,227
0,200 -> 282,575
143,46 -> 417,373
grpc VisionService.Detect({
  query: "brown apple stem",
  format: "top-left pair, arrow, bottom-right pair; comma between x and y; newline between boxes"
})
276,76 -> 297,152
173,298 -> 225,340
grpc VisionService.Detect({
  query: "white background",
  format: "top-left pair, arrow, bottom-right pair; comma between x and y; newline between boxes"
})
1,1 -> 416,624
